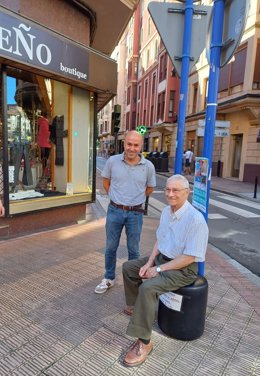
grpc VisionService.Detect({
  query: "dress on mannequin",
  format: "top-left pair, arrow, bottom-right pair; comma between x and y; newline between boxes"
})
37,114 -> 51,174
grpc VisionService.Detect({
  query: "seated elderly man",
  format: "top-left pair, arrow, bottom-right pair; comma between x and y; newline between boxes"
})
122,174 -> 208,367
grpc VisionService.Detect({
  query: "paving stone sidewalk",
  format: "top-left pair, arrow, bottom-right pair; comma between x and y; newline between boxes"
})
0,208 -> 259,375
0,172 -> 259,375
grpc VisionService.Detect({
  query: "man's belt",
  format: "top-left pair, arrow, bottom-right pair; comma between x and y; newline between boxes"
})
110,200 -> 144,213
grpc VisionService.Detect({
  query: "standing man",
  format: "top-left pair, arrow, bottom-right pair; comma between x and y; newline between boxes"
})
184,148 -> 194,174
95,131 -> 156,294
122,174 -> 208,367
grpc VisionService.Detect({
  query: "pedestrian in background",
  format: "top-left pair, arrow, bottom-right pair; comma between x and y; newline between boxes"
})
182,150 -> 186,173
95,130 -> 156,294
122,174 -> 208,367
184,148 -> 194,175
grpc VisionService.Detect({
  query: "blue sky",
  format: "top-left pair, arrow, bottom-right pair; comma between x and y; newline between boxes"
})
7,76 -> 16,105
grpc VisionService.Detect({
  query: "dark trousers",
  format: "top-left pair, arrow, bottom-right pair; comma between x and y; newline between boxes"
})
123,254 -> 198,340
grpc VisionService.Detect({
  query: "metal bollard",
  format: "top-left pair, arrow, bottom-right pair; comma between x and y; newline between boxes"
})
253,176 -> 258,199
144,196 -> 149,215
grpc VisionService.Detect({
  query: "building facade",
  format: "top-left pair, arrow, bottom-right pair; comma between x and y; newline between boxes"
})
0,0 -> 138,238
186,0 -> 260,182
98,0 -> 260,182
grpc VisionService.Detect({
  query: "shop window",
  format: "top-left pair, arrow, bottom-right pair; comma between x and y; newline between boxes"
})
153,137 -> 159,152
3,66 -> 94,214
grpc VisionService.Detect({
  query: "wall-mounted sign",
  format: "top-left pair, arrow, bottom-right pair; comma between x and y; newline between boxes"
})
0,9 -> 89,83
197,128 -> 229,137
197,119 -> 230,137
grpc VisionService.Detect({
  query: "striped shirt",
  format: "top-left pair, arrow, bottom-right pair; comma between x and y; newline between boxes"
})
156,201 -> 208,262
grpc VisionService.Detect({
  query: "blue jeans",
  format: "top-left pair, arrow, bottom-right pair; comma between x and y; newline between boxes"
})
105,204 -> 143,280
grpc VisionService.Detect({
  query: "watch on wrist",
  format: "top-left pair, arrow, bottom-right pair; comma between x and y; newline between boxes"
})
156,266 -> 161,273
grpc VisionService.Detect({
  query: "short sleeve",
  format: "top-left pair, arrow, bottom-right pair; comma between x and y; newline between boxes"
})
183,217 -> 209,262
101,158 -> 112,179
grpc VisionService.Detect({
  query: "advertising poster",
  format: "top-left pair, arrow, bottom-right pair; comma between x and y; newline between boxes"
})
192,157 -> 209,213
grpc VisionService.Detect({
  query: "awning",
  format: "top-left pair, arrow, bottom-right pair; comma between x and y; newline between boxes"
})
72,0 -> 139,55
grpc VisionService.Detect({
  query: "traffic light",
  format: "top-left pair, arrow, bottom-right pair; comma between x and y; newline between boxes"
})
111,104 -> 121,135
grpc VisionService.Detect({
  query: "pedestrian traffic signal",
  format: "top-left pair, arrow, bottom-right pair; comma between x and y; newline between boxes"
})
111,104 -> 121,135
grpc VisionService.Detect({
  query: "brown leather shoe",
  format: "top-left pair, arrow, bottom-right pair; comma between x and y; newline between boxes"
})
123,305 -> 134,316
123,339 -> 153,367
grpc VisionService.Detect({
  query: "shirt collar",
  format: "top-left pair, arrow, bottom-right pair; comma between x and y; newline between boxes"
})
122,152 -> 145,165
171,200 -> 189,220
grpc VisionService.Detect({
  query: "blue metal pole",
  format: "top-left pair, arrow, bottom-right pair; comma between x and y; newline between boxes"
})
174,0 -> 194,174
199,0 -> 225,276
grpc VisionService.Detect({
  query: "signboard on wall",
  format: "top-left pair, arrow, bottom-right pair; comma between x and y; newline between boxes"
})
197,119 -> 230,137
0,9 -> 89,83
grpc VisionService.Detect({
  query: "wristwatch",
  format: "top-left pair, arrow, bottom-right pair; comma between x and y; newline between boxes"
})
156,265 -> 161,273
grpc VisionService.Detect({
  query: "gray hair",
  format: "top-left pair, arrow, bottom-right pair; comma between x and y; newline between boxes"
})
166,174 -> 190,189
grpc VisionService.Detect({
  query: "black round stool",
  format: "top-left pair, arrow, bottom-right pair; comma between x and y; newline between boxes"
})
158,276 -> 208,340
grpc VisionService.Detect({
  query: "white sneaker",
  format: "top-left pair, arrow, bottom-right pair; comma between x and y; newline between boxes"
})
94,278 -> 115,294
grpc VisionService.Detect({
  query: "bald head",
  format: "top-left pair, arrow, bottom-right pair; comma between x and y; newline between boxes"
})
124,130 -> 143,163
125,130 -> 143,145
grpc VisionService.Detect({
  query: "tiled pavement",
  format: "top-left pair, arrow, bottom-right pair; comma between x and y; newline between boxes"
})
0,173 -> 260,375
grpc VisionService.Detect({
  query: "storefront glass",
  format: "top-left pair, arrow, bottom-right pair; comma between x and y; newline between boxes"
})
2,66 -> 94,214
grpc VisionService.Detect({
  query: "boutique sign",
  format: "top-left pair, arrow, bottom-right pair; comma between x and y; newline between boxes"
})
0,10 -> 89,83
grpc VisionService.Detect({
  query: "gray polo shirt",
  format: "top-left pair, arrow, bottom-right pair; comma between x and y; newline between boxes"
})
101,153 -> 156,206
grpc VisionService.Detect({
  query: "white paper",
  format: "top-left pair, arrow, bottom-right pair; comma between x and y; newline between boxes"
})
66,182 -> 74,195
159,292 -> 183,312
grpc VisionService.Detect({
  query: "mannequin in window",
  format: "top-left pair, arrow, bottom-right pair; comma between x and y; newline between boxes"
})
37,111 -> 51,175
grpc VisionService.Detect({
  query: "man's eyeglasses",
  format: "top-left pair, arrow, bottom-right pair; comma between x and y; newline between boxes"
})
164,188 -> 188,194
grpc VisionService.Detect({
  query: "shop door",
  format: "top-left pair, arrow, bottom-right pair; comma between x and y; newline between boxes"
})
231,134 -> 243,178
186,130 -> 196,153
